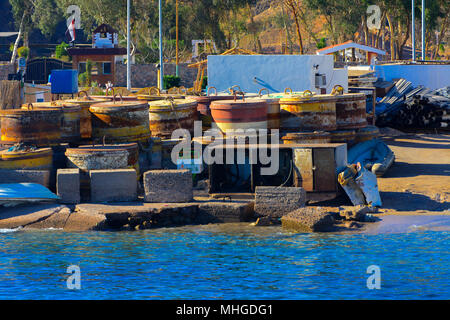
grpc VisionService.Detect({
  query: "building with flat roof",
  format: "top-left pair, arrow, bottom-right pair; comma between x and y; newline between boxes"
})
67,24 -> 126,85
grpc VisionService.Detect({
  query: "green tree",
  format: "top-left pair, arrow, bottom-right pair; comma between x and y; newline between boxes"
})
55,42 -> 70,60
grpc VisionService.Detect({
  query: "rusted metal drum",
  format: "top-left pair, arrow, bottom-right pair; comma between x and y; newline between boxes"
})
137,95 -> 166,102
136,87 -> 185,101
149,137 -> 162,169
65,147 -> 129,170
331,86 -> 367,130
279,91 -> 337,132
22,102 -> 81,144
0,147 -> 53,170
255,88 -> 282,130
210,94 -> 268,133
161,138 -> 183,169
65,92 -> 109,139
78,143 -> 139,174
0,106 -> 63,146
355,125 -> 380,143
282,131 -> 331,144
328,129 -> 356,146
148,98 -> 198,139
191,87 -> 236,130
89,95 -> 151,143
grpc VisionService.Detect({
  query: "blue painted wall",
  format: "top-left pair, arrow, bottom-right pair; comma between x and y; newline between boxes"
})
374,64 -> 450,90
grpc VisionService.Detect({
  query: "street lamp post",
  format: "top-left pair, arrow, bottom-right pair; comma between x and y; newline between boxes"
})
159,0 -> 164,90
126,0 -> 131,90
176,0 -> 179,77
412,0 -> 415,61
421,0 -> 425,60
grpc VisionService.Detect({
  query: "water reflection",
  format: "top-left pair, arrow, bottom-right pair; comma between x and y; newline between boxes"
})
0,225 -> 448,299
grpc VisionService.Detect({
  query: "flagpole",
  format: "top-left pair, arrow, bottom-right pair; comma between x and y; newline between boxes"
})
411,0 -> 415,61
126,0 -> 131,90
175,0 -> 179,77
159,0 -> 164,90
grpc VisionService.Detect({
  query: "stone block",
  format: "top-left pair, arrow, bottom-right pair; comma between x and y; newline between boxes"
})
0,169 -> 50,188
57,169 -> 80,204
197,201 -> 254,223
281,207 -> 335,232
254,187 -> 306,218
144,169 -> 193,203
90,169 -> 137,203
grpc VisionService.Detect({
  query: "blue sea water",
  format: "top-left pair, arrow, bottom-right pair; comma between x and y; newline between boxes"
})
0,224 -> 449,300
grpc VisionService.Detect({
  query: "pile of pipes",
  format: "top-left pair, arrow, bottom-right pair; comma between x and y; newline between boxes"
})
376,79 -> 450,129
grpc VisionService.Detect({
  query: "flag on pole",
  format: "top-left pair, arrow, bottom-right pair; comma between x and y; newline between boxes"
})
66,18 -> 76,43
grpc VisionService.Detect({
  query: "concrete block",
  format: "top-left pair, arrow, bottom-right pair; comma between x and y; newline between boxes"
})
57,169 -> 80,204
0,169 -> 50,188
144,169 -> 193,203
90,169 -> 137,203
281,207 -> 335,232
197,201 -> 254,223
254,187 -> 306,218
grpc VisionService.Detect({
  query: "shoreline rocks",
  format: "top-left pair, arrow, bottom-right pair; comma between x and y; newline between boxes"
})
281,207 -> 335,232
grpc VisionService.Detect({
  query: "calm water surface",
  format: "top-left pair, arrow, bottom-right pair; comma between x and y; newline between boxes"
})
0,223 -> 448,299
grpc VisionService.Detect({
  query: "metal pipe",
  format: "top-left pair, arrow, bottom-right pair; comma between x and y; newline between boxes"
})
159,0 -> 164,90
421,0 -> 425,60
412,0 -> 415,61
175,0 -> 179,77
126,0 -> 131,90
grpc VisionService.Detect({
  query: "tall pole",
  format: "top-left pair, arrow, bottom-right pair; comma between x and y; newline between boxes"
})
159,0 -> 164,90
412,0 -> 415,61
126,0 -> 131,90
421,0 -> 425,60
175,0 -> 179,77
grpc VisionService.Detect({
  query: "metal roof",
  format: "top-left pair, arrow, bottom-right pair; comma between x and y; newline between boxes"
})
317,41 -> 386,55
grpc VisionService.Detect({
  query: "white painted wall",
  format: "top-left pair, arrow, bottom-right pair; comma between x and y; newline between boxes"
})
207,55 -> 348,94
375,64 -> 450,90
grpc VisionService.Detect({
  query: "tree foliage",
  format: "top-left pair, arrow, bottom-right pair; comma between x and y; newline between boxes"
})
7,0 -> 449,62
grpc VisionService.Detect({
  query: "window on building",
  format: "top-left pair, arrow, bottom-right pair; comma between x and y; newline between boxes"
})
103,62 -> 112,75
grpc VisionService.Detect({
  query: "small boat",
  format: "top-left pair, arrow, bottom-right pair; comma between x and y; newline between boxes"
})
347,139 -> 395,177
0,183 -> 59,207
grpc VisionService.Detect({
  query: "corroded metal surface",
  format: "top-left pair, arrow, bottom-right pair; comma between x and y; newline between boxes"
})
355,125 -> 380,143
210,98 -> 268,132
89,99 -> 151,143
0,147 -> 53,170
65,94 -> 109,139
0,107 -> 63,146
65,148 -> 128,170
23,102 -> 81,143
161,138 -> 184,169
78,143 -> 139,173
282,131 -> 331,144
328,129 -> 356,146
280,94 -> 337,132
148,99 -> 198,139
334,93 -> 368,130
250,92 -> 281,131
191,95 -> 235,130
